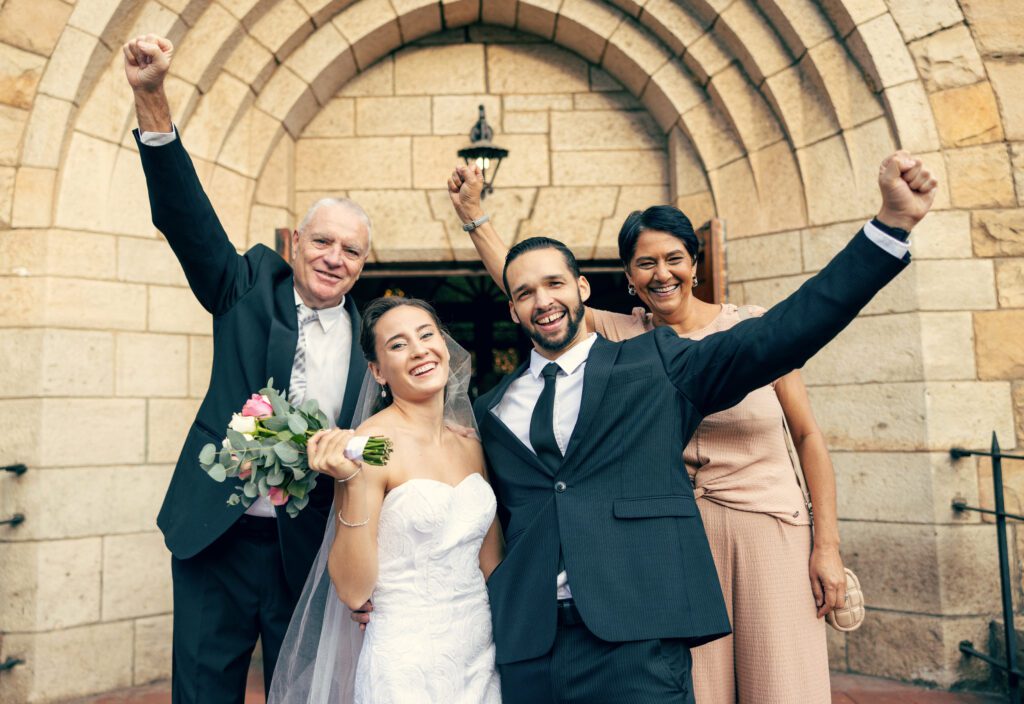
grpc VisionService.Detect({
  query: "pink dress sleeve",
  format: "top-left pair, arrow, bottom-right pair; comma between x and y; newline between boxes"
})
589,306 -> 652,342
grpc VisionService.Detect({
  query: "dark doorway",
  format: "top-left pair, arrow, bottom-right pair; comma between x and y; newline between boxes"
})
351,265 -> 633,399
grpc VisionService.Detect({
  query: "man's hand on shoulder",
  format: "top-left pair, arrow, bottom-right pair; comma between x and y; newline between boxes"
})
875,150 -> 938,233
123,34 -> 173,92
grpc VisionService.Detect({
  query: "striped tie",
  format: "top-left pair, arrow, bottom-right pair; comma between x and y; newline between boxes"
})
288,304 -> 319,405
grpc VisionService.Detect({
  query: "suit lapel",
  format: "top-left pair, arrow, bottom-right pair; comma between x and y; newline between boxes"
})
482,362 -> 554,477
560,336 -> 618,470
337,296 -> 366,427
267,275 -> 298,396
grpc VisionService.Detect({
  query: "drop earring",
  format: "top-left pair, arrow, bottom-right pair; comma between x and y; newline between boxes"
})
627,284 -> 636,296
692,277 -> 699,288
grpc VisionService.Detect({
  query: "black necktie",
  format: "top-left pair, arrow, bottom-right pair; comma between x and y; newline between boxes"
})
530,362 -> 562,473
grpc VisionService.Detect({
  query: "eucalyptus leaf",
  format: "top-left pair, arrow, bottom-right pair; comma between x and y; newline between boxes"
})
208,464 -> 226,482
227,494 -> 241,506
199,443 -> 217,466
267,467 -> 285,486
286,502 -> 300,518
218,447 -> 233,467
301,399 -> 320,415
226,429 -> 248,450
288,414 -> 308,435
292,494 -> 309,511
315,411 -> 330,428
289,481 -> 307,500
241,495 -> 254,508
269,389 -> 289,417
258,476 -> 269,497
277,430 -> 293,442
292,467 -> 306,481
274,442 -> 300,464
243,480 -> 258,498
264,417 -> 289,432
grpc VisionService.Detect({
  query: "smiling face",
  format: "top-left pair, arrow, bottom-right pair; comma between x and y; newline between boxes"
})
291,203 -> 370,309
626,230 -> 697,320
368,304 -> 450,404
504,247 -> 590,357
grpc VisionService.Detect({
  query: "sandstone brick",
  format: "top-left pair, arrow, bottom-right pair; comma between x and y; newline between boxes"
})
39,277 -> 148,331
594,184 -> 672,255
917,148 -> 952,211
706,157 -> 760,237
641,58 -> 705,132
334,0 -> 401,70
169,4 -> 244,92
724,230 -> 803,282
427,186 -> 536,259
717,0 -> 793,84
747,141 -> 808,233
807,381 -> 927,451
846,13 -> 918,90
986,61 -> 1024,143
134,615 -> 173,685
393,44 -> 485,97
639,0 -> 708,56
908,210 -> 972,260
915,259 -> 996,311
885,0 -> 963,42
674,191 -> 715,229
393,0 -> 443,42
920,311 -> 976,381
995,259 -> 1024,308
184,73 -> 254,162
0,465 -> 171,541
219,107 -> 284,179
148,285 -> 211,335
54,131 -> 117,232
667,126 -> 709,198
250,0 -> 314,60
0,165 -> 13,227
589,67 -> 624,92
975,310 -> 1024,381
20,95 -> 73,169
573,91 -> 642,111
206,166 -> 256,250
972,209 -> 1024,257
347,189 -> 449,262
488,43 -> 589,94
256,65 -> 319,138
102,532 -> 172,620
0,104 -> 27,167
441,0 -> 480,27
808,39 -> 884,130
709,65 -> 784,152
0,397 -> 39,468
930,82 -> 1004,148
10,166 -> 54,228
190,335 -> 214,397
481,0 -> 517,27
552,149 -> 667,186
75,52 -> 137,146
764,60 -> 839,149
682,30 -> 732,85
552,0 -> 623,62
0,538 -> 101,631
520,186 -> 618,257
946,144 -> 1016,209
796,135 -> 863,225
15,622 -> 136,701
256,133 -> 294,209
924,381 -> 1015,450
0,42 -> 45,109
908,24 -> 986,93
434,95 -> 502,136
107,145 -> 166,238
0,0 -> 74,57
840,522 -> 942,612
680,100 -> 743,170
958,0 -> 1024,57
1,228 -> 116,280
414,134 -> 549,189
1012,143 -> 1024,207
297,136 -> 411,190
355,96 -> 431,136
883,81 -> 943,154
502,111 -> 548,134
550,110 -> 662,151
843,116 -> 898,218
115,333 -> 189,398
220,0 -> 267,21
516,0 -> 561,39
285,21 -> 358,105
1015,382 -> 1024,447
67,0 -> 138,40
304,98 -> 355,137
248,204 -> 292,250
339,55 -> 394,97
223,35 -> 276,94
757,0 -> 834,56
602,16 -> 674,96
37,397 -> 147,467
503,94 -> 574,112
148,397 -> 203,463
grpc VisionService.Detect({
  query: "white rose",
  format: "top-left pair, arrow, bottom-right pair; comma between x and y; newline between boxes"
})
228,413 -> 257,435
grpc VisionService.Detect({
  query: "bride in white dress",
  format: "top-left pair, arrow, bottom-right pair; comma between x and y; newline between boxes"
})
268,296 -> 502,704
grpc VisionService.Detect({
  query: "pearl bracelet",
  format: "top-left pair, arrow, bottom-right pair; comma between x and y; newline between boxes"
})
338,509 -> 369,528
336,465 -> 363,483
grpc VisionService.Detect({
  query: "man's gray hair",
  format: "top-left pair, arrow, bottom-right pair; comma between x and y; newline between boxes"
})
297,197 -> 373,249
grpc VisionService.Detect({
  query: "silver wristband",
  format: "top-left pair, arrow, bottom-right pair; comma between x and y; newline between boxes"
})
462,214 -> 490,232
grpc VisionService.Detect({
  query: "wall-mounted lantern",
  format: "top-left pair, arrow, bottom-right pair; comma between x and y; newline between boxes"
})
457,105 -> 509,199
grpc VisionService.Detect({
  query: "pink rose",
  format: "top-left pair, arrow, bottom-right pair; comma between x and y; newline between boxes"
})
238,462 -> 252,480
268,487 -> 289,506
242,394 -> 273,418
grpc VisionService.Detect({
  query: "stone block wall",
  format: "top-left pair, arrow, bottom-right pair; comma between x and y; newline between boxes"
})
0,0 -> 1022,701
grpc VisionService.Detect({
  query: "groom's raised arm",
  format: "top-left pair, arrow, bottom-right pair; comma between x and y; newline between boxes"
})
659,152 -> 937,417
125,34 -> 253,317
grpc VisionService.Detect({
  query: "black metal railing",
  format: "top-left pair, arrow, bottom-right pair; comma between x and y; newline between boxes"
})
0,657 -> 23,672
1,463 -> 27,475
1,464 -> 27,677
952,432 -> 1024,703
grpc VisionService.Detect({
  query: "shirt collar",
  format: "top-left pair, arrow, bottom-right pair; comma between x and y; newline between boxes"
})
528,333 -> 598,379
293,289 -> 347,332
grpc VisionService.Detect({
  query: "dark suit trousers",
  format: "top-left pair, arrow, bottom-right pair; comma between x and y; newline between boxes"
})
170,517 -> 294,704
499,620 -> 695,704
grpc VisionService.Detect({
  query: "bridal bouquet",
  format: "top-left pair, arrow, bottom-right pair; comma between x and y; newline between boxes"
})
199,379 -> 393,517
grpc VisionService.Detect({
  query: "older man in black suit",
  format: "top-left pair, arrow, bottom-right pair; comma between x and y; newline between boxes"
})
124,34 -> 368,703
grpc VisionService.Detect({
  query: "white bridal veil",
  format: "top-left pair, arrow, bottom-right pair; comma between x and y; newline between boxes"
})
267,333 -> 477,704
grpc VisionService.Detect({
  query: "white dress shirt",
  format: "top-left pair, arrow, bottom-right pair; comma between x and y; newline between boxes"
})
492,333 -> 598,599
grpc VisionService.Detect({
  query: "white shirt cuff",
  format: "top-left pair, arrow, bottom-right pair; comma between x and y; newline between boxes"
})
862,220 -> 911,259
139,126 -> 178,147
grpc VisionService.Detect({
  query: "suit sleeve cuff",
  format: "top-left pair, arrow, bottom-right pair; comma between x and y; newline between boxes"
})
862,220 -> 911,260
139,125 -> 178,147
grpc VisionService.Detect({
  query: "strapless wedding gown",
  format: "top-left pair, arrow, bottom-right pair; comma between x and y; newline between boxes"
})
352,473 -> 502,704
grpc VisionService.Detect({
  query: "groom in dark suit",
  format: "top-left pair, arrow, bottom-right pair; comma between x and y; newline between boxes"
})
124,35 -> 368,702
472,155 -> 936,702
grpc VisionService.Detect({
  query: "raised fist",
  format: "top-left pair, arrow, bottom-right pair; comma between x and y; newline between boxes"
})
447,164 -> 485,224
876,150 -> 938,232
123,34 -> 173,92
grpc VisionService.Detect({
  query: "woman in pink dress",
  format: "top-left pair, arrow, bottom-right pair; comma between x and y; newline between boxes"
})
448,167 -> 844,703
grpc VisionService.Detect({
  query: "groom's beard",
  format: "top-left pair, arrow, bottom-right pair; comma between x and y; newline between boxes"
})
526,297 -> 586,353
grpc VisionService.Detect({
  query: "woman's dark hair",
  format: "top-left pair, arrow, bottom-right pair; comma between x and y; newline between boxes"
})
359,296 -> 446,413
502,236 -> 581,297
617,206 -> 700,268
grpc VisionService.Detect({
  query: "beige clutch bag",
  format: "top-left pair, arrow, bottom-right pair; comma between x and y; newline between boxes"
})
826,568 -> 865,631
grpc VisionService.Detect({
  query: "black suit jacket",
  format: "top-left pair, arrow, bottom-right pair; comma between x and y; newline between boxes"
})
135,132 -> 366,596
475,230 -> 909,665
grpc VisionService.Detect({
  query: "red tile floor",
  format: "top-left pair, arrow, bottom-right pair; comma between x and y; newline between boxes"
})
69,669 -> 1009,703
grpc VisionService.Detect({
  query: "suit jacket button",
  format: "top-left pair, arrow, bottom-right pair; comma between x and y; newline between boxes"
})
554,481 -> 567,493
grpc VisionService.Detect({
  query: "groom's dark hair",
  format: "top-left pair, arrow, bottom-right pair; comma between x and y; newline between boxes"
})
502,237 -> 582,298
